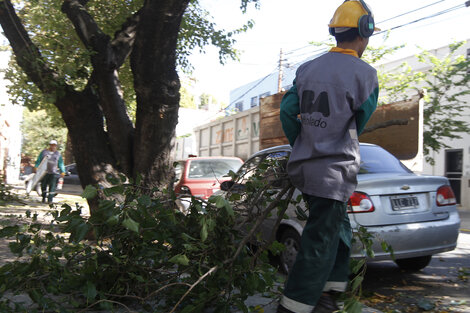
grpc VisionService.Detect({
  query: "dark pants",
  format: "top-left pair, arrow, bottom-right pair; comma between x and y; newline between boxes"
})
280,194 -> 352,312
41,173 -> 59,202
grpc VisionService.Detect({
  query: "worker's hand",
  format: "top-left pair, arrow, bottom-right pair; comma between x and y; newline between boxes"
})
33,167 -> 37,173
60,172 -> 65,178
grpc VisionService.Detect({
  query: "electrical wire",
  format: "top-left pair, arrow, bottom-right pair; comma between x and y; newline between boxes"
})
373,3 -> 467,36
377,0 -> 445,24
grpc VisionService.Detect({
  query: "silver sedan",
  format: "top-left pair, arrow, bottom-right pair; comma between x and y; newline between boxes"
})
221,144 -> 460,273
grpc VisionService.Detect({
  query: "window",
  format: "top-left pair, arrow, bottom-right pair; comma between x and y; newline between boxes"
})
235,150 -> 290,188
359,145 -> 411,174
235,101 -> 243,112
188,159 -> 243,179
250,96 -> 258,108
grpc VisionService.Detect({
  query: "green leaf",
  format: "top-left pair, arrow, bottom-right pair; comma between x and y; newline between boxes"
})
351,275 -> 363,292
84,281 -> 97,301
122,218 -> 139,233
81,185 -> 97,199
137,195 -> 151,207
295,206 -> 308,221
169,254 -> 189,266
74,222 -> 89,242
180,305 -> 196,313
0,225 -> 19,238
105,215 -> 119,226
343,298 -> 362,313
215,196 -> 227,208
200,221 -> 208,242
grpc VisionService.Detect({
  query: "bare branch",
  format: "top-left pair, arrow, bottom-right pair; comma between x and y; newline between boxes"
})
61,0 -> 110,54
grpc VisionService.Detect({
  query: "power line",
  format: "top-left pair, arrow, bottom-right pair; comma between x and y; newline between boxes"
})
373,3 -> 467,36
377,0 -> 445,24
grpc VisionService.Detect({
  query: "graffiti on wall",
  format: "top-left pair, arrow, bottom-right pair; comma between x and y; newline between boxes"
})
215,115 -> 260,144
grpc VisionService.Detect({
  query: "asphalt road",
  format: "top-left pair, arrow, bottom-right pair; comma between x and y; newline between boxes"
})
361,231 -> 470,312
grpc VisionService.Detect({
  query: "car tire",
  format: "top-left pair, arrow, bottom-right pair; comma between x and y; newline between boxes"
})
279,228 -> 301,274
394,255 -> 432,271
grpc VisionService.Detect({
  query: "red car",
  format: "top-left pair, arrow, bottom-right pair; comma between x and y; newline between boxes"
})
174,156 -> 244,200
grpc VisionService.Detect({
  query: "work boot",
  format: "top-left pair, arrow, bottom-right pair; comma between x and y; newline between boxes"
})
41,197 -> 46,203
312,292 -> 340,313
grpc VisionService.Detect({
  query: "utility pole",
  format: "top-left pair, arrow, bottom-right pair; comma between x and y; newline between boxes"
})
278,48 -> 283,93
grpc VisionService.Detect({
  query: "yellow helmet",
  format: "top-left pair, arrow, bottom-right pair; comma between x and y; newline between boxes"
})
329,0 -> 380,38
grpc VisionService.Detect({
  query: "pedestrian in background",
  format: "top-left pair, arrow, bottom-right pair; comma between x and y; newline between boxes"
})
34,140 -> 66,204
278,1 -> 379,312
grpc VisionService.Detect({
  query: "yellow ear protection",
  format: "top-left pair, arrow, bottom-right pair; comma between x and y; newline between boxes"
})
329,0 -> 376,38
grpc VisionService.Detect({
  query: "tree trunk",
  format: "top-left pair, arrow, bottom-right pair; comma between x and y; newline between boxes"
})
131,0 -> 190,188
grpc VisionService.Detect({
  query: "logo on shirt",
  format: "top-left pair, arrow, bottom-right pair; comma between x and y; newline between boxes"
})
300,90 -> 330,128
301,90 -> 330,117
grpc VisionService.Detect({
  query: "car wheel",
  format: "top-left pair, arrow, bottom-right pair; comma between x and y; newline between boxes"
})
279,228 -> 301,274
394,255 -> 432,271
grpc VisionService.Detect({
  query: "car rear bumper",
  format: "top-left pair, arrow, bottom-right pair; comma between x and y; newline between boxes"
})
351,211 -> 461,260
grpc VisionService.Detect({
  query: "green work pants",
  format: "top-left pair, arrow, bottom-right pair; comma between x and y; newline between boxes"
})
41,173 -> 59,202
280,194 -> 352,313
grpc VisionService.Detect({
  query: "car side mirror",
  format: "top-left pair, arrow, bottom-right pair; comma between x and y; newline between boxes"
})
220,181 -> 234,191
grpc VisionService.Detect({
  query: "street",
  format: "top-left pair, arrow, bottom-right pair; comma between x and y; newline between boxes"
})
362,230 -> 470,312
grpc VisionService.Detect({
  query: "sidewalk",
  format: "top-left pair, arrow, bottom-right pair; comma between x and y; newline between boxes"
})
458,206 -> 470,233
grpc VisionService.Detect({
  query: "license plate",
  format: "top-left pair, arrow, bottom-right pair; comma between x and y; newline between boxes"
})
390,195 -> 419,210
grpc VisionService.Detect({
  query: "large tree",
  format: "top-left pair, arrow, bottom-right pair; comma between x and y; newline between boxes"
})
0,0 -> 257,211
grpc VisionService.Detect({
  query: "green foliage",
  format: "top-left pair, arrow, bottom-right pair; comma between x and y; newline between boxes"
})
21,109 -> 67,159
0,179 -> 278,312
179,85 -> 197,109
418,41 -> 470,163
4,0 -> 257,116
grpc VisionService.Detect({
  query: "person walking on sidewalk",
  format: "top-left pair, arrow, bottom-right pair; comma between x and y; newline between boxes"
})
34,140 -> 66,204
278,1 -> 380,312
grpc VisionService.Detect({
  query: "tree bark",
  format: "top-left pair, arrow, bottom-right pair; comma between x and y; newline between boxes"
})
131,0 -> 190,187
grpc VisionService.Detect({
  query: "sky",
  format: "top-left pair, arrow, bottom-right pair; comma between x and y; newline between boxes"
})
187,0 -> 470,104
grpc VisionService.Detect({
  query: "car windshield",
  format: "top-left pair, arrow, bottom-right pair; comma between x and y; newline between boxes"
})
188,159 -> 242,179
359,145 -> 412,174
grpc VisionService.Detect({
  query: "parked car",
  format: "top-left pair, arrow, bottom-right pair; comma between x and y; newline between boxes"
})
63,163 -> 81,186
174,156 -> 244,202
220,144 -> 460,272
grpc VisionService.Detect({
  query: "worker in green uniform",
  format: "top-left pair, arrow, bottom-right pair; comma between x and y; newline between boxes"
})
278,1 -> 379,312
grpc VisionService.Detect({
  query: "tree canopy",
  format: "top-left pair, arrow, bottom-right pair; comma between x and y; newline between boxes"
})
0,0 -> 259,213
